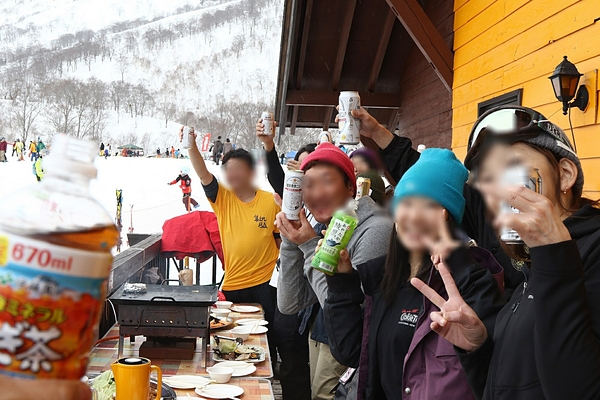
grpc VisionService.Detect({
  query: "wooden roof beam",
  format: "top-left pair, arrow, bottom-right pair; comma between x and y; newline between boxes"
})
290,106 -> 299,135
286,90 -> 401,108
295,0 -> 314,89
385,0 -> 453,91
387,109 -> 399,130
323,107 -> 334,130
367,8 -> 396,91
331,0 -> 358,89
323,0 -> 357,131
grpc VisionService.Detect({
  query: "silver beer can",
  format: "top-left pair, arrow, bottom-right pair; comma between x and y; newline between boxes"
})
318,131 -> 332,144
181,126 -> 193,149
261,111 -> 274,136
500,166 -> 542,244
282,170 -> 304,220
338,91 -> 361,145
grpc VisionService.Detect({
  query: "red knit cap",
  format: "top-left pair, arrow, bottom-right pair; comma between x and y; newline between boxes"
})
300,142 -> 357,195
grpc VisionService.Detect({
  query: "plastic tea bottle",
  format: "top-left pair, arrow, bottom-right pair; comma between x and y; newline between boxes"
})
0,135 -> 118,379
311,200 -> 359,275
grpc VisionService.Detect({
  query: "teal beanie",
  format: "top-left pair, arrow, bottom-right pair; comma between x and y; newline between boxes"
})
394,148 -> 468,223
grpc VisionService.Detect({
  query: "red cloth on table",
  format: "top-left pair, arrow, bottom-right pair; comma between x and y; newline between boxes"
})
161,211 -> 224,267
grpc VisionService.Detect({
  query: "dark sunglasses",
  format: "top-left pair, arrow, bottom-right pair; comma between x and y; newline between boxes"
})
465,106 -> 576,170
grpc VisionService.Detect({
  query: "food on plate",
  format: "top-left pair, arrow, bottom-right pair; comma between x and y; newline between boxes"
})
213,336 -> 264,361
210,315 -> 232,330
90,371 -> 116,400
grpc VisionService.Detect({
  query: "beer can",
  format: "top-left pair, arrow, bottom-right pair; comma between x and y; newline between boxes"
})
355,177 -> 371,200
338,91 -> 361,145
500,166 -> 542,244
282,170 -> 304,220
261,111 -> 274,136
181,126 -> 193,149
318,131 -> 332,144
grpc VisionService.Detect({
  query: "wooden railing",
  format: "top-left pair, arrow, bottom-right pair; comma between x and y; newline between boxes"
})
107,234 -> 163,296
99,234 -> 220,336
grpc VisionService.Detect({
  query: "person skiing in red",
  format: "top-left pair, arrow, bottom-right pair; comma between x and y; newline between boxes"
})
168,166 -> 199,212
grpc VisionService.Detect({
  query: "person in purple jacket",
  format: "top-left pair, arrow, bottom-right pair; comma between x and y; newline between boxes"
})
323,149 -> 503,400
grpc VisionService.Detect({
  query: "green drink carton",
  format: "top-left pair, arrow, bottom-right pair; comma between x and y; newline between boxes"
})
311,200 -> 358,275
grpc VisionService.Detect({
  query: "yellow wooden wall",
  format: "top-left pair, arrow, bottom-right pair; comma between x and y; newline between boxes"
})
451,0 -> 600,196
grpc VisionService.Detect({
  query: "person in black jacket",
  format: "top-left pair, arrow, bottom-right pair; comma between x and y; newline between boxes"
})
323,149 -> 503,400
256,120 -> 318,400
411,106 -> 600,400
340,109 -> 524,295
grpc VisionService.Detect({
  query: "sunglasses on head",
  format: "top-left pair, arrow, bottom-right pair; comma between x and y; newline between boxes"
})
465,106 -> 576,170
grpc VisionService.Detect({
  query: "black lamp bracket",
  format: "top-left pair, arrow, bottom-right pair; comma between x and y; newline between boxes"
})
564,85 -> 589,115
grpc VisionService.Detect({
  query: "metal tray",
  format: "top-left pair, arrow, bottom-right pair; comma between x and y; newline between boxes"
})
110,284 -> 218,307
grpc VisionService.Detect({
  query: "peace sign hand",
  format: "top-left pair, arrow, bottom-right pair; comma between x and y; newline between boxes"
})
411,262 -> 488,352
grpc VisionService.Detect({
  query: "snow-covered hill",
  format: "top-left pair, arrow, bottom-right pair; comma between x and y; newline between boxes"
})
0,0 -> 284,150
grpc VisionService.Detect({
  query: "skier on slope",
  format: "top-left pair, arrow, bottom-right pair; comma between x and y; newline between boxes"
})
168,166 -> 200,212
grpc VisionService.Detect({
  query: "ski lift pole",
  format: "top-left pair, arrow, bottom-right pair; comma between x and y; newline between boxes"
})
128,204 -> 134,233
185,196 -> 191,282
115,189 -> 123,252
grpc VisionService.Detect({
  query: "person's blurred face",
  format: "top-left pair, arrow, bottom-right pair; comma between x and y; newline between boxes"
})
475,142 -> 559,218
395,197 -> 445,252
303,164 -> 353,224
224,158 -> 254,191
351,156 -> 370,176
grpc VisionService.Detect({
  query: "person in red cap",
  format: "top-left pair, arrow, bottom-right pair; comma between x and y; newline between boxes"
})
276,142 -> 393,400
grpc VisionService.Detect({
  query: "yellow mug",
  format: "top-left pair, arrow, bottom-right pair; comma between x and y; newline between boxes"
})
111,357 -> 162,400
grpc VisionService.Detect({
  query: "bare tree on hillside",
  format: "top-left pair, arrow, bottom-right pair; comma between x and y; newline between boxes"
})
116,52 -> 130,83
231,35 -> 245,58
159,101 -> 177,128
119,131 -> 139,147
140,132 -> 152,154
45,79 -> 78,136
86,78 -> 109,141
10,79 -> 42,144
158,130 -> 174,149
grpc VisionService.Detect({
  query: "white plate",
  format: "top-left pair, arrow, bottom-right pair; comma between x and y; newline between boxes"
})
248,326 -> 268,335
236,319 -> 268,326
163,375 -> 210,390
214,361 -> 257,377
230,305 -> 260,313
195,384 -> 244,399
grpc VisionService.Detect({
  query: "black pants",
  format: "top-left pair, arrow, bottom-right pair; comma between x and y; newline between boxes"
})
222,281 -> 277,359
182,193 -> 198,211
274,307 -> 311,400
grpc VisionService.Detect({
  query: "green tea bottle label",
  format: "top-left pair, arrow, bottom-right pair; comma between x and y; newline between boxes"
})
312,201 -> 358,275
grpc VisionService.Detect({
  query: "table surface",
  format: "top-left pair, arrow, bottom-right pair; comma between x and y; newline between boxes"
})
88,303 -> 274,398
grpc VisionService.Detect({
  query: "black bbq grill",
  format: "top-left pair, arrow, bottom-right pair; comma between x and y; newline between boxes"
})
110,284 -> 218,364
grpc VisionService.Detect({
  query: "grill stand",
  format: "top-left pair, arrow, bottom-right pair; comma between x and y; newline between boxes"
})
117,324 -> 211,367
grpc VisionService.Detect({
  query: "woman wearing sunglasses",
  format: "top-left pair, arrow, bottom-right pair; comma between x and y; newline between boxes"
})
352,105 -> 600,398
419,107 -> 599,399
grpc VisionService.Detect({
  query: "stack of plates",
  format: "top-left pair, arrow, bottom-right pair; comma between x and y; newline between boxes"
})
162,375 -> 211,390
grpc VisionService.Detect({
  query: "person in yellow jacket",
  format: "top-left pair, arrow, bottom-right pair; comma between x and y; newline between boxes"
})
29,141 -> 37,161
14,139 -> 24,161
34,154 -> 44,182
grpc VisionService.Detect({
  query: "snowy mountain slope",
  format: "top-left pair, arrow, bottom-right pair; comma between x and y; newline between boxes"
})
0,0 -> 285,150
